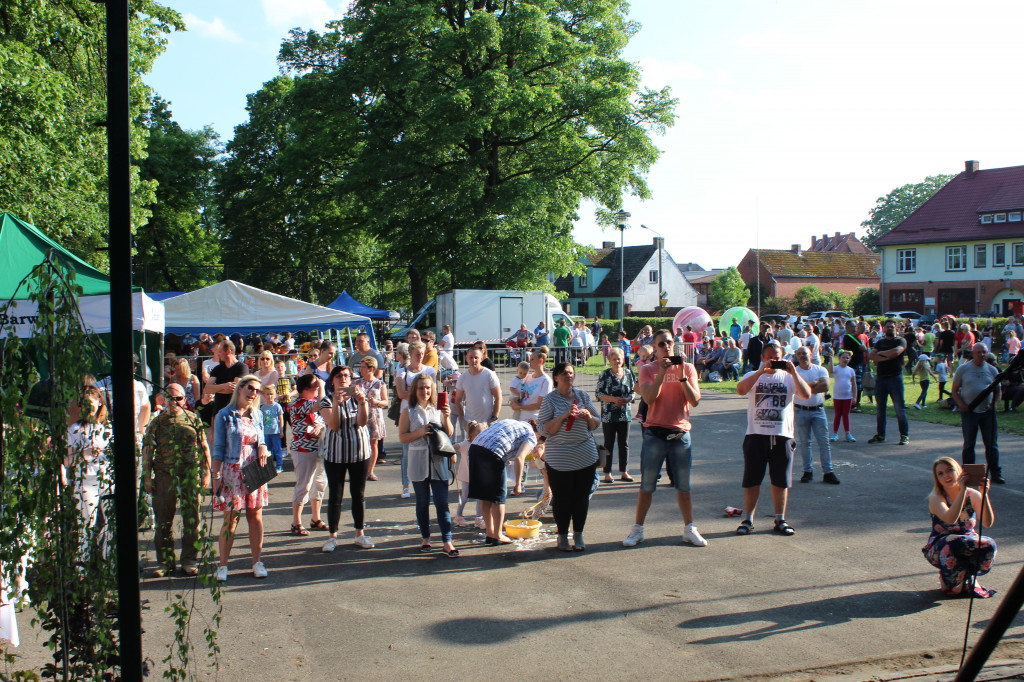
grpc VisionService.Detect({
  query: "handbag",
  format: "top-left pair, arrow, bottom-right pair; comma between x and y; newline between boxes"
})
427,421 -> 457,457
241,454 -> 278,491
388,394 -> 403,425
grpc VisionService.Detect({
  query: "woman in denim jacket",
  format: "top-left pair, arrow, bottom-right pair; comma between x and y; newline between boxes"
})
212,374 -> 270,581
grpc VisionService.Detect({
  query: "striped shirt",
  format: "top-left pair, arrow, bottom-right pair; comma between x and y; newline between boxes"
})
538,388 -> 598,471
473,419 -> 537,463
318,396 -> 370,464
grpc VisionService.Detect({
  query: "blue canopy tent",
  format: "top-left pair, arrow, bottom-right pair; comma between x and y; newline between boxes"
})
327,290 -> 399,321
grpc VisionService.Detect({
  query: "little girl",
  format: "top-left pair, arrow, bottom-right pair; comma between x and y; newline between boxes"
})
830,352 -> 857,442
454,421 -> 487,529
509,362 -> 530,421
600,334 -> 611,365
935,356 -> 951,402
912,356 -> 937,409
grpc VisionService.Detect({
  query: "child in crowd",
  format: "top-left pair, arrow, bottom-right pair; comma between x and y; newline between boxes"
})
454,421 -> 487,529
509,362 -> 530,421
600,334 -> 611,365
912,356 -> 937,410
830,351 -> 857,442
286,352 -> 300,376
261,384 -> 286,472
935,356 -> 950,402
275,359 -> 294,403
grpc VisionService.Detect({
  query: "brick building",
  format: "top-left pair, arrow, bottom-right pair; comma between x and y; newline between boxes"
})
737,244 -> 880,299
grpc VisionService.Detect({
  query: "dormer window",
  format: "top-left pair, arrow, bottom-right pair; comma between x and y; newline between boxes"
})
981,214 -> 993,224
579,273 -> 588,288
1011,212 -> 1022,222
995,213 -> 1007,223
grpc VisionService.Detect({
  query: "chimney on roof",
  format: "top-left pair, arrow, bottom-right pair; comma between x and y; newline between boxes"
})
966,160 -> 979,174
834,231 -> 841,237
652,237 -> 664,249
602,241 -> 615,249
791,244 -> 801,254
810,236 -> 817,249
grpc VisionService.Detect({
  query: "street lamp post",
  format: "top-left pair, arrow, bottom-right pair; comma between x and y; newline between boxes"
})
616,209 -> 631,331
641,224 -> 665,314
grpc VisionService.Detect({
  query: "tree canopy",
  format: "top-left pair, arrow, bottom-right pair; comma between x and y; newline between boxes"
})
861,174 -> 954,250
237,0 -> 677,311
708,267 -> 749,311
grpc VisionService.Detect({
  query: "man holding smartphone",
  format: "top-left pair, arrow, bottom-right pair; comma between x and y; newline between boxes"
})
953,343 -> 1003,484
622,329 -> 707,548
735,341 -> 811,536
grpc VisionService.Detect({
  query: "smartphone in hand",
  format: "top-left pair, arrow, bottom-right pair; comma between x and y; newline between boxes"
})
437,391 -> 448,409
771,361 -> 788,370
669,356 -> 683,365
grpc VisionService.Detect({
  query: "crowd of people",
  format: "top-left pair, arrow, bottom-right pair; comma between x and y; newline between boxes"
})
54,312 -> 1010,600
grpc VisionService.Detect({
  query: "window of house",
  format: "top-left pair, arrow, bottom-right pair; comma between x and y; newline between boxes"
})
1014,242 -> 1024,267
995,213 -> 1008,223
994,243 -> 1006,267
609,301 -> 618,319
946,246 -> 967,271
649,270 -> 658,283
577,302 -> 589,318
596,301 -> 604,318
981,214 -> 994,224
896,249 -> 916,273
579,274 -> 587,288
975,244 -> 987,268
1010,212 -> 1022,222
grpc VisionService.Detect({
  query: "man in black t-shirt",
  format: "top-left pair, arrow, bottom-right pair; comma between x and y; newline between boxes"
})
841,321 -> 867,409
936,321 -> 957,361
867,321 -> 908,445
204,339 -> 248,442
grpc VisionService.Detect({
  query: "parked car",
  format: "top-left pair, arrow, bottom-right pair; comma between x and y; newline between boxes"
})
807,310 -> 850,321
760,313 -> 797,327
883,310 -> 922,320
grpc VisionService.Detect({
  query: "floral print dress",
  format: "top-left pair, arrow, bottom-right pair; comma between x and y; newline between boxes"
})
922,495 -> 997,595
355,377 -> 387,440
213,416 -> 269,512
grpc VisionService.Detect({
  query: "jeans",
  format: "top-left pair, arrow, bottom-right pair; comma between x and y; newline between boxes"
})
961,409 -> 1000,476
401,442 -> 410,487
794,407 -> 833,474
852,364 -> 864,405
639,429 -> 692,493
266,433 -> 284,468
873,374 -> 909,438
546,463 -> 598,535
411,477 -> 453,542
602,421 -> 630,473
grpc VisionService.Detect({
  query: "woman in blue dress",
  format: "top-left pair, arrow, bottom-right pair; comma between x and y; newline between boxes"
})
923,457 -> 996,598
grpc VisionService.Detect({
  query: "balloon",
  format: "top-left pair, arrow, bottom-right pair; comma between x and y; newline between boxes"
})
718,307 -> 759,337
672,307 -> 712,336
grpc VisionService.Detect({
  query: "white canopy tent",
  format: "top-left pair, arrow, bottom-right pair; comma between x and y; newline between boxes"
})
0,291 -> 165,339
162,280 -> 373,337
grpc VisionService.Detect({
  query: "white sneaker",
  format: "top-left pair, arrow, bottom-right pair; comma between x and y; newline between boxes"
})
354,534 -> 374,549
683,523 -> 708,547
252,561 -> 268,579
401,487 -> 411,498
215,565 -> 228,582
453,515 -> 468,527
322,537 -> 337,553
474,517 -> 487,529
622,524 -> 645,547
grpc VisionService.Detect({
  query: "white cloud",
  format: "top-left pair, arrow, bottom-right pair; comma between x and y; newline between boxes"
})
261,0 -> 350,31
183,13 -> 242,43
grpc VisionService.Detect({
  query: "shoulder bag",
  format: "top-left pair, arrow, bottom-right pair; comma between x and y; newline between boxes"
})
427,420 -> 456,457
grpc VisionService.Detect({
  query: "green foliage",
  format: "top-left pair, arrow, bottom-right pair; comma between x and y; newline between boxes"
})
0,0 -> 183,269
825,290 -> 854,312
136,97 -> 222,292
861,174 -> 955,250
790,285 -> 831,315
760,296 -> 791,315
619,316 -> 675,337
746,282 -> 769,309
852,287 -> 880,316
255,0 -> 677,311
708,268 -> 749,311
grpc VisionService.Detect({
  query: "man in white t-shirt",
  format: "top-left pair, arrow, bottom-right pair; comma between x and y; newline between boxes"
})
453,348 -> 502,426
439,324 -> 455,357
735,341 -> 811,537
793,347 -> 839,485
804,328 -> 821,365
775,321 -> 793,346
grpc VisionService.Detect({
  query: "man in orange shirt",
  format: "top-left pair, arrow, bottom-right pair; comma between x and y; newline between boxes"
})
622,329 -> 707,548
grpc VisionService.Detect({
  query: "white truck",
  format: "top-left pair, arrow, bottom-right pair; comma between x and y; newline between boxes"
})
391,289 -> 573,347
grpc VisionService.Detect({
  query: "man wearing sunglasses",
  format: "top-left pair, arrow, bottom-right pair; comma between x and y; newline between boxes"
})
142,383 -> 211,577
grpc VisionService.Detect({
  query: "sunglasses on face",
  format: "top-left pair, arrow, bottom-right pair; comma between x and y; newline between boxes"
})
166,395 -> 185,402
243,385 -> 260,393
657,340 -> 672,347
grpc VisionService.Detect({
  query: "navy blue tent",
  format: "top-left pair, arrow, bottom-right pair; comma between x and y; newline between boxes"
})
327,291 -> 398,320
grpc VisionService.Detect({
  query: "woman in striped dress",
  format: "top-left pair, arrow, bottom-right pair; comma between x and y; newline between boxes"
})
318,365 -> 374,553
538,362 -> 601,552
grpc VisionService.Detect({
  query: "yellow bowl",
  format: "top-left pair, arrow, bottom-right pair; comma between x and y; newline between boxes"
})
503,519 -> 542,539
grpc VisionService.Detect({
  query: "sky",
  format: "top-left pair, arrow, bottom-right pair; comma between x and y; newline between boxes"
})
148,0 -> 1024,271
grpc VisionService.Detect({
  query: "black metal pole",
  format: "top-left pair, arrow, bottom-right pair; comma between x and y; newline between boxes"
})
955,563 -> 1024,681
106,0 -> 144,678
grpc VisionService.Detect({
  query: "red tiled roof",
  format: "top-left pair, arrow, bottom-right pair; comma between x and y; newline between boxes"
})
875,164 -> 1024,246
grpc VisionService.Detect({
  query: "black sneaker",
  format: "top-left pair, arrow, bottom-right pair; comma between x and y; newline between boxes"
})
867,434 -> 885,444
822,472 -> 841,485
800,471 -> 813,483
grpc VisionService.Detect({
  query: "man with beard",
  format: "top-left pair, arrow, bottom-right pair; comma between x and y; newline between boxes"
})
867,321 -> 909,445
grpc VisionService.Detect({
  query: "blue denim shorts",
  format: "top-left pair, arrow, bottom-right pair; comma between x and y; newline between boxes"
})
639,428 -> 692,494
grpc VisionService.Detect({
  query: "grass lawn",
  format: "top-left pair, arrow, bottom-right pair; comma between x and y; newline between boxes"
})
699,371 -> 1024,436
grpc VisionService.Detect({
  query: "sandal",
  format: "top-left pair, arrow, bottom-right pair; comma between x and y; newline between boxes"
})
444,547 -> 460,558
620,473 -> 634,482
290,523 -> 310,536
367,473 -> 378,481
308,519 -> 328,531
736,520 -> 753,535
602,474 -> 614,483
419,543 -> 433,552
773,520 -> 795,536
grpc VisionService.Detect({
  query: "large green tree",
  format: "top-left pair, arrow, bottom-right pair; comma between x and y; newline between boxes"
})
270,0 -> 676,311
0,0 -> 183,269
708,267 -> 749,311
136,97 -> 222,291
861,174 -> 954,250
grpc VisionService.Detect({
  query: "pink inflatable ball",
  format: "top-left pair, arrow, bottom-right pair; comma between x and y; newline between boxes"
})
672,307 -> 712,336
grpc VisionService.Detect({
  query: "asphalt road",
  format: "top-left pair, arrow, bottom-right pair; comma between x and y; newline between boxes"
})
11,390 -> 1024,680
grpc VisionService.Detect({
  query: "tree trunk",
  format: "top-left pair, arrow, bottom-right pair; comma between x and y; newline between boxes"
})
409,265 -> 429,312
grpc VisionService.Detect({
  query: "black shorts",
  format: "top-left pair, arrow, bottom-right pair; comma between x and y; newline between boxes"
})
741,434 -> 794,489
467,444 -> 506,504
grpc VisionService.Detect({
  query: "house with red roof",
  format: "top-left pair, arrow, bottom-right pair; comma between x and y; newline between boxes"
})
875,160 -> 1024,316
736,243 -> 879,299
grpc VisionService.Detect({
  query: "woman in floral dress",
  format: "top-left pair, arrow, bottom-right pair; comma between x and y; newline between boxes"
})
212,374 -> 270,581
595,347 -> 635,483
923,457 -> 997,598
354,356 -> 387,481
